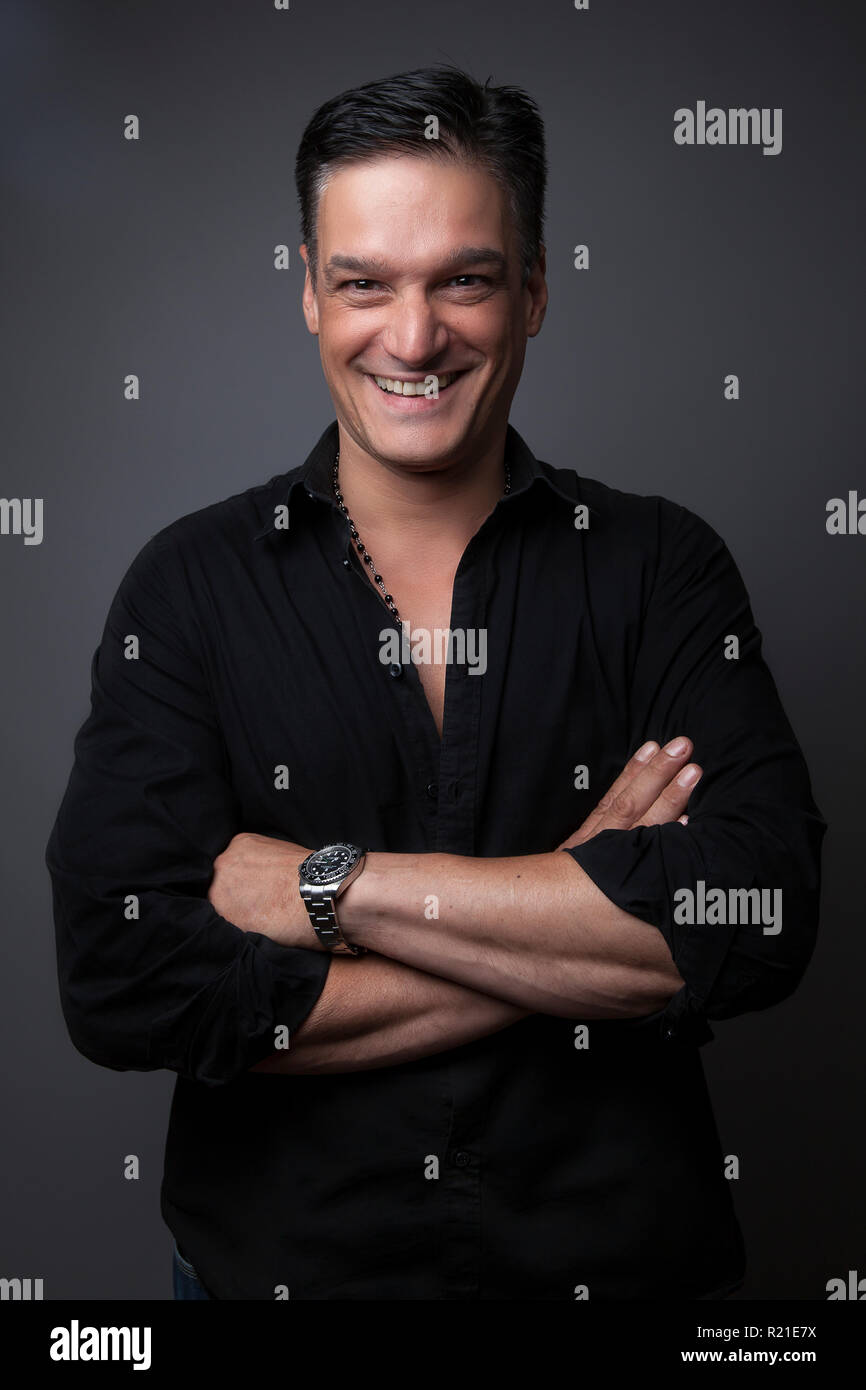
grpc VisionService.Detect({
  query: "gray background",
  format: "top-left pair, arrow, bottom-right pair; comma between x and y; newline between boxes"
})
1,0 -> 862,1299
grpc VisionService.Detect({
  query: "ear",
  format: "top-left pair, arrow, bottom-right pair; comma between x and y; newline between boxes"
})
525,243 -> 548,339
300,245 -> 319,336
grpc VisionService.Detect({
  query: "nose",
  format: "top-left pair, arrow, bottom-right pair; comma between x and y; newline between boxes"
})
381,289 -> 449,368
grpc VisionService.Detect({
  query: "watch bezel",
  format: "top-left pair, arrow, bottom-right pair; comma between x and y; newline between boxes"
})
299,842 -> 365,889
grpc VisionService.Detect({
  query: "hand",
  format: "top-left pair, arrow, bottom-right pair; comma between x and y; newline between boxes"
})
207,832 -> 326,949
556,737 -> 702,850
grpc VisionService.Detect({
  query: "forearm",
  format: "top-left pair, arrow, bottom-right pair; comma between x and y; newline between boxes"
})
338,849 -> 684,1017
249,951 -> 531,1075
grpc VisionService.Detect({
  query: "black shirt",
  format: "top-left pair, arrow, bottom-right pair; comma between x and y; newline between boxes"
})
45,419 -> 825,1300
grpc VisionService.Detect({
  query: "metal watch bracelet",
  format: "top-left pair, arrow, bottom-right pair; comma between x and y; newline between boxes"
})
298,844 -> 368,955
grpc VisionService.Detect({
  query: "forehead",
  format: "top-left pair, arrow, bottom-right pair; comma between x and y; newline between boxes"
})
316,154 -> 514,260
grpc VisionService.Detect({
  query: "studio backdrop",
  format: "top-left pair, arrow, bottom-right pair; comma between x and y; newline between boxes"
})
1,0 -> 862,1301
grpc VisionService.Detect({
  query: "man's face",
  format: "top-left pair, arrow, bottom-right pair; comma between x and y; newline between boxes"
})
300,154 -> 547,475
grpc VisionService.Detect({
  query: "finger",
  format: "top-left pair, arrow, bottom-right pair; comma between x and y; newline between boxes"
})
633,764 -> 702,827
574,736 -> 695,842
604,738 -> 696,829
560,739 -> 661,849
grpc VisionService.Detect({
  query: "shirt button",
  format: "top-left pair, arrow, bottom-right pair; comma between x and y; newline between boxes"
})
662,1023 -> 677,1041
388,662 -> 403,677
426,782 -> 438,800
453,1150 -> 471,1168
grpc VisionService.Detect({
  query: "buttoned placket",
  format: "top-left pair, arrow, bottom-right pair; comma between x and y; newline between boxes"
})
325,487 -> 520,1298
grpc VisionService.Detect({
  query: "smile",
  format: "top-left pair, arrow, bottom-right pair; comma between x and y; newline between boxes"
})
369,371 -> 465,396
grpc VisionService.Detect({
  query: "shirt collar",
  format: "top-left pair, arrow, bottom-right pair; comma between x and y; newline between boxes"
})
253,419 -> 578,541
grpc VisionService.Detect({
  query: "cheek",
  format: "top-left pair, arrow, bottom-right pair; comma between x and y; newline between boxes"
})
329,306 -> 382,339
474,311 -> 519,360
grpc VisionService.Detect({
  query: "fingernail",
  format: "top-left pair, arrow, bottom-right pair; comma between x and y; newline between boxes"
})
635,741 -> 658,762
676,764 -> 700,787
665,736 -> 689,757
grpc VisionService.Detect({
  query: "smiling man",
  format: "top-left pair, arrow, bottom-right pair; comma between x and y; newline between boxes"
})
46,65 -> 825,1301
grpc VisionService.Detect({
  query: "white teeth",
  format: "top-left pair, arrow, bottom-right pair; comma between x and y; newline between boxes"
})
373,372 -> 458,395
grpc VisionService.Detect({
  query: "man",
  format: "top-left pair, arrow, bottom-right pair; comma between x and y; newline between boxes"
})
46,65 -> 825,1301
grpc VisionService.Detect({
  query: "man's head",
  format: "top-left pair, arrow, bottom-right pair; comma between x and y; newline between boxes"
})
294,65 -> 548,476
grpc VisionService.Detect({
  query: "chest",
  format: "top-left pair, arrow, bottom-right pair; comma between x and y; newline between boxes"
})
202,510 -> 638,856
381,582 -> 457,739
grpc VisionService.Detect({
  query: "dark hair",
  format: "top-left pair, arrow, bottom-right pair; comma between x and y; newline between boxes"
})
294,64 -> 547,290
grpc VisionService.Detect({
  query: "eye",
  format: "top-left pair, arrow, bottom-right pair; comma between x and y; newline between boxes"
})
339,274 -> 491,294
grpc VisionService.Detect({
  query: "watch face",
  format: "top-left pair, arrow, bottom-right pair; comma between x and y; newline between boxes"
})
304,843 -> 360,886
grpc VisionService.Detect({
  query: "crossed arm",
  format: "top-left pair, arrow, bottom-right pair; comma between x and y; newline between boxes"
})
208,738 -> 701,1074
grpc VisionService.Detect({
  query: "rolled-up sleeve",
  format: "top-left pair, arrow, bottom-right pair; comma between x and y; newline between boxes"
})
45,530 -> 331,1086
564,499 -> 826,1042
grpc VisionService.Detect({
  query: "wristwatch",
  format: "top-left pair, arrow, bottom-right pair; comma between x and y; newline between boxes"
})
298,843 -> 368,955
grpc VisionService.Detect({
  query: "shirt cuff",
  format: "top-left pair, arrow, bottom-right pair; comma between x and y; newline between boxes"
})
147,933 -> 332,1084
560,829 -> 733,1046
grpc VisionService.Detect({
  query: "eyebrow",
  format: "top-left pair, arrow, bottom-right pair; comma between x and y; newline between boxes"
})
322,246 -> 508,287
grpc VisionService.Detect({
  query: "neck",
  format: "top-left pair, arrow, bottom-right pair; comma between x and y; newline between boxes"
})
334,427 -> 509,557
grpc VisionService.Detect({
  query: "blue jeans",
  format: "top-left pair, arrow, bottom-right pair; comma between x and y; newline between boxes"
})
172,1241 -> 213,1300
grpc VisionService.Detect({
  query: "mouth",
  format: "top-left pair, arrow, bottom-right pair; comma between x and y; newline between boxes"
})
365,369 -> 469,406
370,370 -> 466,395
